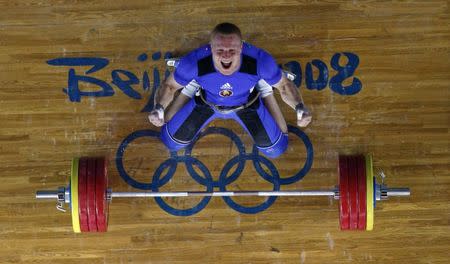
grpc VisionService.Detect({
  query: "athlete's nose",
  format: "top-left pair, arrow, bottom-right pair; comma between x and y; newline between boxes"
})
222,51 -> 231,59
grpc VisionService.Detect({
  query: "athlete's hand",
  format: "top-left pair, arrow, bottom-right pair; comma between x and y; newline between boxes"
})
148,106 -> 165,127
296,104 -> 312,127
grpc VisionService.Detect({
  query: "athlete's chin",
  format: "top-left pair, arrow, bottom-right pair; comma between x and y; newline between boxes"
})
218,66 -> 237,75
219,69 -> 233,75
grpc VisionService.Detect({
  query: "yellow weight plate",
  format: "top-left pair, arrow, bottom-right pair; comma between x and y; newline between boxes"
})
365,154 -> 374,231
71,157 -> 81,233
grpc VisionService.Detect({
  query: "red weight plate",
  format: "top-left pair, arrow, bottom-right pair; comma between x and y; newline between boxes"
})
95,157 -> 109,232
357,155 -> 367,230
86,158 -> 98,232
339,155 -> 350,230
78,158 -> 89,232
348,156 -> 359,230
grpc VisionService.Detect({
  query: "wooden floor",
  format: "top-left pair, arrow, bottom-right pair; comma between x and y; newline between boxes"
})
1,1 -> 449,263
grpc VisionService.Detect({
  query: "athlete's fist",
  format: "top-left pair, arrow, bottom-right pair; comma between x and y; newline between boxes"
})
296,103 -> 312,128
148,104 -> 165,127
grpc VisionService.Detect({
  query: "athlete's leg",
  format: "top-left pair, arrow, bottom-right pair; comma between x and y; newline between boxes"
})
160,98 -> 215,152
235,98 -> 288,158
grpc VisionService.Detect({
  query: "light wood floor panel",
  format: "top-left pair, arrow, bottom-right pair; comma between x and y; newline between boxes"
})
1,1 -> 449,263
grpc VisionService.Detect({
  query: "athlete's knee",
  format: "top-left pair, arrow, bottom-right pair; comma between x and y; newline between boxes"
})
160,124 -> 191,152
256,133 -> 288,159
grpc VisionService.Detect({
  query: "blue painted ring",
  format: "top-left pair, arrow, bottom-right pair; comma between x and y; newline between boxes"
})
252,125 -> 313,185
219,154 -> 280,214
184,127 -> 247,187
116,129 -> 175,190
152,156 -> 213,216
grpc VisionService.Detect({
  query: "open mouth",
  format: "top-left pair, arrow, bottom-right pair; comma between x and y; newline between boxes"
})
221,61 -> 232,69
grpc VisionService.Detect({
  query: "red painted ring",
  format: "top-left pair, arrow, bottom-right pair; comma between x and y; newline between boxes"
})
339,155 -> 350,230
357,155 -> 367,230
78,158 -> 89,232
348,156 -> 359,230
95,157 -> 108,232
87,158 -> 98,232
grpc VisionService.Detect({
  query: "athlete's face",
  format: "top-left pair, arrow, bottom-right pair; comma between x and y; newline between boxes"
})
211,33 -> 243,75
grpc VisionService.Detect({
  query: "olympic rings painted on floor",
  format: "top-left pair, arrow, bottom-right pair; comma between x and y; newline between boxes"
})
115,125 -> 314,216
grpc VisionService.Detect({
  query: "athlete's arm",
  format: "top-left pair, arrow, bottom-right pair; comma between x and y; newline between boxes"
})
272,75 -> 312,127
256,79 -> 288,133
164,93 -> 191,123
262,94 -> 288,133
148,73 -> 184,127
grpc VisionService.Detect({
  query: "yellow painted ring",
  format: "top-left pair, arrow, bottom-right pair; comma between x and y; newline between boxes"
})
71,158 -> 81,233
365,154 -> 374,231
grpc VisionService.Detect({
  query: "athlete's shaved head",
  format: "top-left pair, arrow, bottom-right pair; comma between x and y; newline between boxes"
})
211,22 -> 242,41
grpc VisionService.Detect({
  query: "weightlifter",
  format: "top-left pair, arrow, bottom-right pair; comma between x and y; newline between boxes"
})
148,22 -> 311,158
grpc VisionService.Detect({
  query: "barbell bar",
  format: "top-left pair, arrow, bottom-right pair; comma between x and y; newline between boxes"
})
37,189 -> 409,199
35,154 -> 410,232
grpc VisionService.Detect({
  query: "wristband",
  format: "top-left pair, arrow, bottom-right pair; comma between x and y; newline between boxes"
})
154,103 -> 165,120
295,103 -> 304,112
155,103 -> 165,111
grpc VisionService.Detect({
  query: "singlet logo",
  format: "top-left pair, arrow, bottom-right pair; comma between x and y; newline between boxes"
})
219,82 -> 233,97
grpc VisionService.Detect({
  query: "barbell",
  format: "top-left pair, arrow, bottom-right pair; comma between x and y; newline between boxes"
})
35,154 -> 410,233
